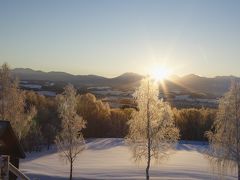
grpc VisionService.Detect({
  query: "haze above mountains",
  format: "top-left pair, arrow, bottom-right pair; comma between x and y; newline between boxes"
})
12,68 -> 238,96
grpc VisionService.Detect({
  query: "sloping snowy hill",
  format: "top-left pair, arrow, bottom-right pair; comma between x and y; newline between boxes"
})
20,139 -> 237,180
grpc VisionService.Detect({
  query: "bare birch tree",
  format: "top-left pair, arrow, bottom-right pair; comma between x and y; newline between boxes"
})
126,77 -> 179,180
206,81 -> 240,179
0,63 -> 36,140
55,84 -> 86,180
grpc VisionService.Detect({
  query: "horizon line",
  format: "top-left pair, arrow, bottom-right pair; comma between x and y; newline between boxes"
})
10,66 -> 240,79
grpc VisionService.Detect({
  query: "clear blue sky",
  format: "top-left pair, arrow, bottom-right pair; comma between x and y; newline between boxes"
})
0,0 -> 240,77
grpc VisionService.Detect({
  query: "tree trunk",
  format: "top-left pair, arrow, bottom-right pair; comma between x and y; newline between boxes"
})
146,151 -> 150,180
238,162 -> 240,180
70,160 -> 73,180
146,79 -> 151,180
146,115 -> 151,180
47,138 -> 50,150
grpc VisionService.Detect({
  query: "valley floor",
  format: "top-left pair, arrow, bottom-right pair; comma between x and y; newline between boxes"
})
20,139 -> 237,180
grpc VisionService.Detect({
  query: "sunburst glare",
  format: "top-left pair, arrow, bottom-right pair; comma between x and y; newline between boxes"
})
149,67 -> 172,81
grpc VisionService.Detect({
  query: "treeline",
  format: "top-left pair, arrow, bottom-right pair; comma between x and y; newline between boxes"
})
24,91 -> 215,151
24,91 -> 132,151
173,108 -> 216,141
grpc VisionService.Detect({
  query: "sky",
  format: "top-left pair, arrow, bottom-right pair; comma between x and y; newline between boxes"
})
0,0 -> 240,77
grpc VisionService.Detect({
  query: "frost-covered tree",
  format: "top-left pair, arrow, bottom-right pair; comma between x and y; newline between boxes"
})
55,84 -> 86,180
126,77 -> 179,180
0,63 -> 36,140
206,81 -> 240,179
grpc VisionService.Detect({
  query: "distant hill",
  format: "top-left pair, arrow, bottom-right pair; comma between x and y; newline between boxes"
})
12,68 -> 75,81
12,68 -> 143,88
178,74 -> 235,96
12,68 -> 238,96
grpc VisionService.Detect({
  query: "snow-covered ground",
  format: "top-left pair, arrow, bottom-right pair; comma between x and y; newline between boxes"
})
20,139 -> 237,180
36,91 -> 56,97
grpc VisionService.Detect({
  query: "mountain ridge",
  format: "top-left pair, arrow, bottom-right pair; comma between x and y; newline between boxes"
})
12,68 -> 240,95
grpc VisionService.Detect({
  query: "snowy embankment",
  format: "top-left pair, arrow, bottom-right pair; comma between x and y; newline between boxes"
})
20,139 -> 237,180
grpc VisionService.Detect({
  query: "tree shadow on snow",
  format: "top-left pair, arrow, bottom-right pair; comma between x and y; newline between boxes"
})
21,146 -> 59,162
24,173 -> 92,180
176,140 -> 209,154
21,139 -> 210,162
21,139 -> 125,162
86,138 -> 125,150
24,169 -> 237,180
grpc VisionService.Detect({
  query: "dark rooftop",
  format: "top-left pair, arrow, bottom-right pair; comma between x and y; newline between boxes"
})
0,120 -> 25,159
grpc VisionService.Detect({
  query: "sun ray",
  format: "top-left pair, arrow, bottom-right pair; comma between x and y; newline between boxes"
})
149,67 -> 171,82
147,66 -> 197,102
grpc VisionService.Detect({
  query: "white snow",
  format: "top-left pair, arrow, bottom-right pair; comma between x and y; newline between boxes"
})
20,139 -> 237,180
87,87 -> 111,90
174,95 -> 192,101
20,84 -> 42,90
196,98 -> 218,104
37,91 -> 56,97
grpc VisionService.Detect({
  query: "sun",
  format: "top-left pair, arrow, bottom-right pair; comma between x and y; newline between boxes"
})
149,67 -> 171,81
